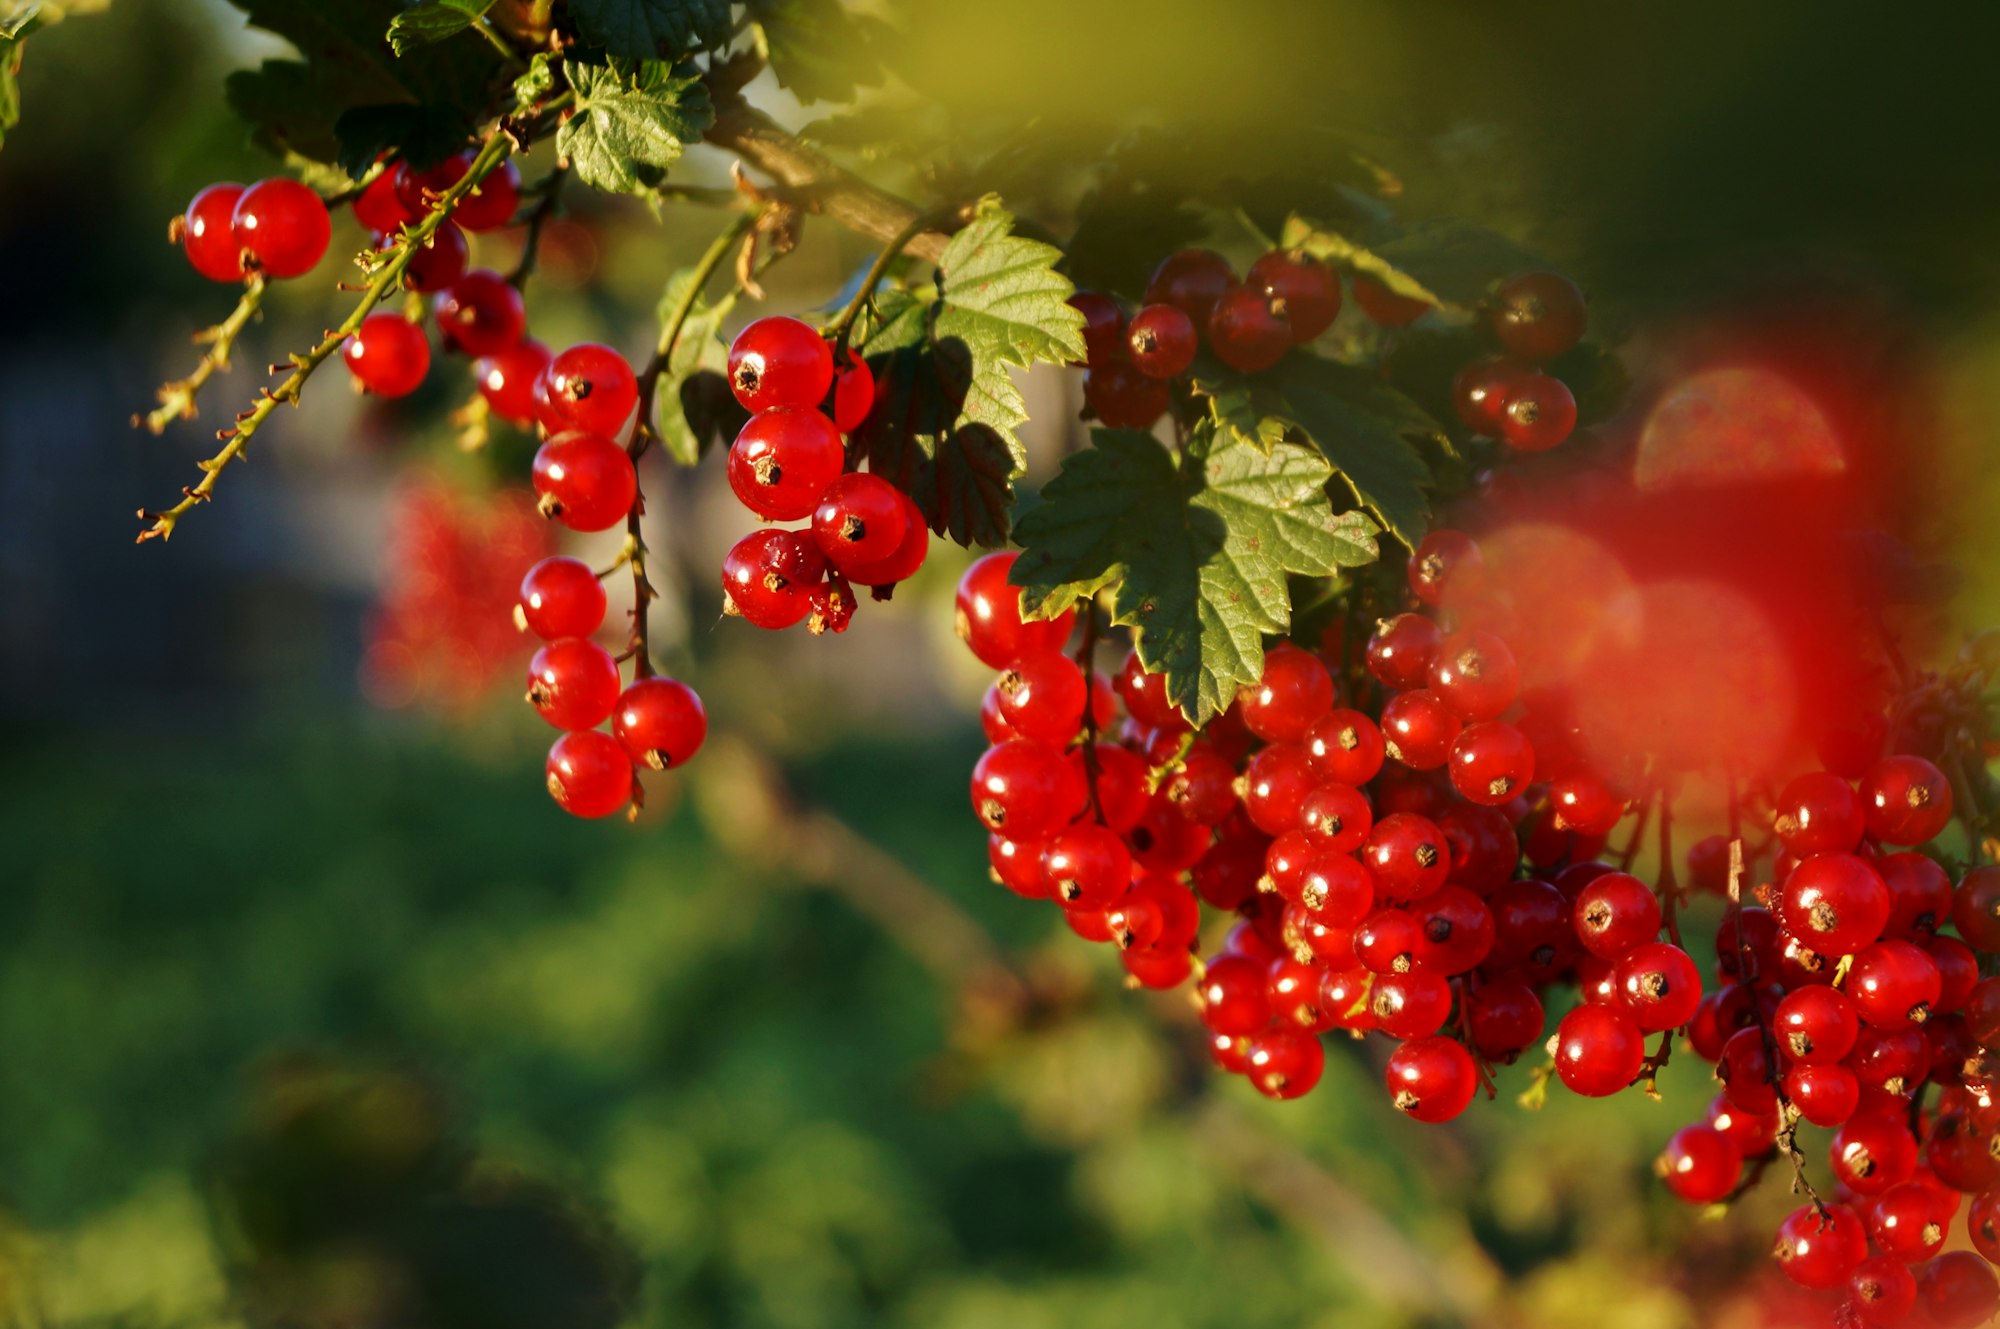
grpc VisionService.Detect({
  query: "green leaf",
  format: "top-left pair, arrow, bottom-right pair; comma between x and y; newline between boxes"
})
511,50 -> 554,113
333,101 -> 472,175
386,0 -> 494,54
745,0 -> 883,104
556,57 -> 713,194
1012,427 -> 1378,724
853,201 -> 1086,547
1260,354 -> 1443,548
1283,215 -> 1548,311
0,4 -> 39,153
652,266 -> 741,467
567,0 -> 730,60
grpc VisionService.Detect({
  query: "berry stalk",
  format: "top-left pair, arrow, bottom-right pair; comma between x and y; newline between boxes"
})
133,271 -> 267,434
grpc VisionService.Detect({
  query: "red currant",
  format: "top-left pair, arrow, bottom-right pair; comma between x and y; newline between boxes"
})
1163,743 -> 1237,824
1042,822 -> 1132,909
1385,1035 -> 1479,1123
824,352 -> 875,432
1573,872 -> 1660,959
988,834 -> 1050,899
843,488 -> 930,587
1773,770 -> 1866,858
1786,1061 -> 1859,1127
809,472 -> 905,570
1772,1202 -> 1868,1290
182,182 -> 247,282
1303,708 -> 1386,786
1114,650 -> 1189,733
1246,1026 -> 1324,1099
532,431 -> 636,532
1447,720 -> 1535,806
1553,1002 -> 1645,1097
1881,851 -> 1954,939
970,739 -> 1086,840
231,178 -> 331,279
727,407 -> 845,521
1083,360 -> 1170,429
995,653 -> 1089,747
545,730 -> 633,819
1144,249 -> 1236,328
1616,941 -> 1702,1031
432,152 -> 520,232
1775,985 -> 1860,1064
1707,1093 -> 1780,1157
612,677 -> 706,770
398,219 -> 469,292
1451,354 -> 1529,434
1240,641 -> 1334,742
1657,1123 -> 1742,1203
1199,953 -> 1273,1036
1407,530 -> 1484,608
1548,770 -> 1626,836
1436,802 -> 1518,893
1487,879 -> 1574,979
1072,743 -> 1149,833
1125,303 -> 1197,379
1831,1115 -> 1920,1195
1370,971 -> 1452,1039
1871,1180 -> 1951,1261
1488,271 -> 1587,361
352,169 -> 413,235
1207,285 -> 1291,374
1068,290 -> 1125,367
1922,1251 -> 2000,1329
728,315 -> 834,413
955,551 -> 1076,668
540,343 -> 639,437
1351,275 -> 1430,328
1380,690 -> 1461,770
525,637 -> 621,731
1365,614 -> 1440,690
1354,907 -> 1422,974
720,529 -> 820,629
1466,979 -> 1544,1061
1298,782 -> 1371,853
1861,755 -> 1954,845
435,269 -> 526,357
1248,249 -> 1341,344
518,556 -> 606,640
1848,939 -> 1942,1030
1497,372 -> 1577,452
1429,629 -> 1519,722
1360,813 -> 1452,903
476,337 -> 553,426
342,313 -> 431,398
1780,853 -> 1890,958
1929,935 -> 1978,1014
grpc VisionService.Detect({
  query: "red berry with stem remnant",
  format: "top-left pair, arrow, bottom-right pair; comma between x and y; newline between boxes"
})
1360,813 -> 1452,903
727,407 -> 845,521
1199,953 -> 1273,1036
612,677 -> 706,771
1240,641 -> 1334,742
1882,851 -> 1954,939
1832,1115 -> 1919,1195
1773,770 -> 1866,857
988,834 -> 1050,899
728,315 -> 835,413
435,269 -> 526,357
1247,1026 -> 1325,1099
970,739 -> 1086,841
1042,822 -> 1131,909
1573,872 -> 1661,959
1850,1261 -> 1917,1328
398,219 -> 469,292
1657,1124 -> 1742,1203
1775,985 -> 1860,1064
1861,755 -> 1955,845
1367,613 -> 1442,690
995,652 -> 1089,747
1408,529 -> 1484,608
1447,720 -> 1536,806
811,472 -> 908,571
955,551 -> 1076,668
1380,690 -> 1461,771
1429,629 -> 1519,722
1355,907 -> 1422,974
1553,1002 -> 1646,1097
1241,742 -> 1318,837
1414,887 -> 1494,975
1497,372 -> 1576,452
1298,782 -> 1372,854
343,313 -> 431,398
1068,290 -> 1125,366
1952,866 -> 2000,952
824,352 -> 875,432
545,730 -> 633,820
1268,957 -> 1328,1029
1248,249 -> 1341,343
1103,893 -> 1163,951
1550,770 -> 1627,836
1305,709 -> 1386,786
518,556 -> 606,641
720,529 -> 819,629
1126,303 -> 1198,379
1847,940 -> 1942,1030
1772,1202 -> 1868,1290
844,488 -> 930,588
540,343 -> 639,437
1872,1180 -> 1951,1261
1297,852 -> 1375,929
1781,853 -> 1891,958
1386,1035 -> 1478,1123
532,431 -> 636,532
1488,271 -> 1587,361
1369,970 -> 1452,1039
1452,354 -> 1530,434
1922,1251 -> 2000,1329
476,338 -> 552,425
1114,651 -> 1189,733
525,637 -> 621,732
1785,1061 -> 1859,1127
231,178 -> 330,279
182,182 -> 247,282
1207,284 -> 1292,373
1144,249 -> 1236,328
1616,941 -> 1702,1032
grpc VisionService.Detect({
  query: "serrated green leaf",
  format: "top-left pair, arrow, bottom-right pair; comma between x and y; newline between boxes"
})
745,0 -> 883,104
557,57 -> 712,194
1011,427 -> 1378,724
1285,213 -> 1548,311
1189,360 -> 1285,457
511,50 -> 554,112
333,101 -> 472,175
652,265 -> 741,466
568,0 -> 729,60
853,203 -> 1085,547
387,0 -> 494,54
1260,354 -> 1442,548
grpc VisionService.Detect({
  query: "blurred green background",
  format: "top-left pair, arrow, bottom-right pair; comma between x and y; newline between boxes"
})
6,2 -> 2000,1326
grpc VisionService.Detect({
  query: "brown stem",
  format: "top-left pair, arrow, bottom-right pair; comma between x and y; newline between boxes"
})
1075,602 -> 1105,822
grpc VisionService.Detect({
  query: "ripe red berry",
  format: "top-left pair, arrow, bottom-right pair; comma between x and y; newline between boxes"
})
1380,690 -> 1462,771
1248,250 -> 1341,343
728,315 -> 834,413
1922,1251 -> 1999,1329
231,178 -> 331,279
1488,879 -> 1573,979
1657,1124 -> 1742,1203
1240,641 -> 1334,742
1573,872 -> 1661,959
1144,249 -> 1236,328
1831,1115 -> 1920,1195
988,834 -> 1050,899
1772,1202 -> 1868,1290
1297,852 -> 1376,929
727,407 -> 844,521
720,529 -> 820,629
1775,985 -> 1860,1064
525,637 -> 621,731
1847,939 -> 1943,1030
1928,935 -> 1978,1014
995,653 -> 1089,747
1616,941 -> 1702,1032
810,472 -> 906,570
612,677 -> 706,770
955,551 -> 1076,668
475,337 -> 553,425
1072,743 -> 1148,833
1861,755 -> 1954,845
1547,770 -> 1625,836
1199,953 -> 1273,1036
540,343 -> 639,437
398,152 -> 520,232
1451,354 -> 1530,434
1241,742 -> 1317,837
352,169 -> 413,236
1786,1061 -> 1860,1127
970,739 -> 1086,841
843,488 -> 930,587
1780,852 -> 1891,958
1881,851 -> 1954,939
532,431 -> 636,532
1488,271 -> 1587,361
1246,1027 -> 1325,1099
1436,802 -> 1517,893
1068,290 -> 1125,367
1385,1035 -> 1478,1123
1953,866 -> 2000,952
1969,1189 -> 2000,1263
1207,285 -> 1292,373
1115,651 -> 1190,734
1466,980 -> 1544,1061
1407,530 -> 1484,609
1268,956 -> 1329,1029
1872,1180 -> 1951,1261
1318,967 -> 1372,1028
518,556 -> 606,641
1083,360 -> 1170,429
1355,906 -> 1423,974
1772,770 -> 1866,857
545,730 -> 633,819
1351,274 -> 1430,328
1429,629 -> 1519,721
1103,893 -> 1163,951
824,352 -> 875,432
1360,813 -> 1452,903
1370,971 -> 1452,1039
1447,720 -> 1535,806
1125,303 -> 1198,379
1042,822 -> 1132,909
435,269 -> 526,357
1298,782 -> 1372,854
1552,1002 -> 1645,1097
397,219 -> 469,292
1497,372 -> 1576,452
342,313 -> 431,398
182,182 -> 247,282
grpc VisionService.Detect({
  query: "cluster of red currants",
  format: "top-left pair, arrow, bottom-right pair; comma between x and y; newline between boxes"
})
179,177 -> 334,283
718,316 -> 928,633
1448,271 -> 1589,453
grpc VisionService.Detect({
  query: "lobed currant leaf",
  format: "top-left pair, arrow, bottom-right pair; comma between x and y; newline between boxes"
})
1258,353 -> 1443,548
743,0 -> 885,104
1012,424 -> 1378,724
1281,213 -> 1548,310
566,0 -> 731,61
386,0 -> 496,55
332,101 -> 473,176
652,264 -> 741,466
556,56 -> 714,195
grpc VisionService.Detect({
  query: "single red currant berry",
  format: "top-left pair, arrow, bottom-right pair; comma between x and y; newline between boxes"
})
1686,834 -> 1733,895
434,269 -> 526,357
1354,906 -> 1422,975
1928,935 -> 1978,1015
1552,1002 -> 1645,1097
1429,629 -> 1519,722
1705,1094 -> 1780,1158
970,739 -> 1085,841
1775,985 -> 1860,1065
1452,354 -> 1530,434
1246,1026 -> 1325,1100
843,487 -> 930,588
1125,303 -> 1197,379
1380,690 -> 1462,771
1786,1062 -> 1860,1127
955,552 -> 1076,668
545,730 -> 633,819
1240,641 -> 1335,742
995,653 -> 1089,748
1190,826 -> 1265,910
1199,953 -> 1273,1036
1772,770 -> 1866,857
1298,782 -> 1372,854
1351,274 -> 1430,328
181,182 -> 247,282
1616,941 -> 1702,1032
1385,1035 -> 1478,1123
612,677 -> 706,770
1407,529 -> 1484,609
1296,853 -> 1375,930
1268,957 -> 1328,1029
1103,893 -> 1164,951
1360,813 -> 1452,903
1549,770 -> 1626,836
1488,271 -> 1587,361
727,407 -> 844,521
540,343 -> 639,437
1042,822 -> 1132,909
532,431 -> 636,532
1953,865 -> 2000,952
518,556 -> 606,641
1144,249 -> 1236,328
1436,802 -> 1517,893
1657,1123 -> 1743,1203
1370,971 -> 1452,1039
823,352 -> 875,432
1832,1115 -> 1920,1195
1781,853 -> 1891,958
1114,650 -> 1189,733
1083,360 -> 1170,429
1304,709 -> 1386,787
1772,1202 -> 1868,1290
1447,721 -> 1535,806
1208,1030 -> 1253,1074
1497,372 -> 1576,452
1488,879 -> 1574,979
988,834 -> 1050,899
342,313 -> 431,398
728,315 -> 834,413
1573,872 -> 1661,959
1414,889 -> 1495,976
398,219 -> 469,293
1318,967 -> 1373,1028
1134,873 -> 1201,952
476,337 -> 553,426
525,637 -> 621,731
1872,1179 -> 1951,1261
1968,1189 -> 2000,1263
981,684 -> 1020,744
1264,831 -> 1318,903
1848,940 -> 1943,1030
720,529 -> 820,630
1241,742 -> 1317,837
1248,249 -> 1341,343
231,178 -> 331,279
1466,980 -> 1544,1061
1068,290 -> 1125,367
1922,1251 -> 2000,1329
450,155 -> 521,232
1881,851 -> 1954,939
1849,1256 -> 1919,1327
810,472 -> 906,570
1861,755 -> 1954,845
1207,285 -> 1292,374
1072,743 -> 1149,833
1163,743 -> 1237,824
351,168 -> 413,236
1850,1024 -> 1931,1094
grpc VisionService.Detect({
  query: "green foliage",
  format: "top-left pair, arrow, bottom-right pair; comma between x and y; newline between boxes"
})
853,199 -> 1086,547
0,4 -> 41,153
1012,426 -> 1378,723
651,265 -> 740,466
566,0 -> 731,61
556,56 -> 714,194
386,0 -> 496,55
1258,354 -> 1446,548
1282,212 -> 1547,311
746,0 -> 884,104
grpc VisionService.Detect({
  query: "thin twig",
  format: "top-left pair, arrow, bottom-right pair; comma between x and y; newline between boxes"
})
508,165 -> 569,290
826,204 -> 952,354
133,274 -> 267,434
